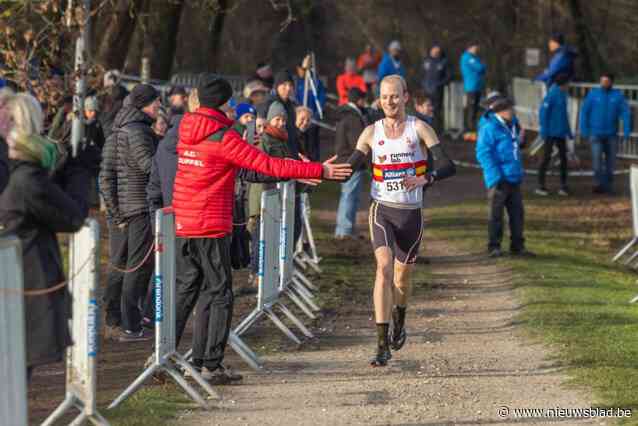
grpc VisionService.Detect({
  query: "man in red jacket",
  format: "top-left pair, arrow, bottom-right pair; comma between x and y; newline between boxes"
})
172,75 -> 351,382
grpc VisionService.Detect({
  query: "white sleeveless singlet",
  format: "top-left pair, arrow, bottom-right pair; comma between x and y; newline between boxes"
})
370,116 -> 427,207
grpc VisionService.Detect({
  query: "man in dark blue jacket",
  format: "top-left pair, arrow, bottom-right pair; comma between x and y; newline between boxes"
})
377,40 -> 406,84
421,45 -> 451,131
580,72 -> 632,194
536,73 -> 573,196
476,95 -> 534,258
535,33 -> 577,86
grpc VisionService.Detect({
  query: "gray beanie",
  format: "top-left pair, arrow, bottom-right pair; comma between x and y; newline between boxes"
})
267,101 -> 287,122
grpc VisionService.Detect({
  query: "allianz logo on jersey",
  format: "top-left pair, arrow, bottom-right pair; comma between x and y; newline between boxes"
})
390,152 -> 415,163
383,168 -> 416,180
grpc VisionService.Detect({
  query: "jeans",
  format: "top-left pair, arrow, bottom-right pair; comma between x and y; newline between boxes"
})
590,137 -> 618,192
538,137 -> 568,188
335,169 -> 364,237
487,181 -> 525,252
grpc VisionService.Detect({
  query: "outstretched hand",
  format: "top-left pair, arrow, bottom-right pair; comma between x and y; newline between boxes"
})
297,153 -> 322,185
321,155 -> 352,181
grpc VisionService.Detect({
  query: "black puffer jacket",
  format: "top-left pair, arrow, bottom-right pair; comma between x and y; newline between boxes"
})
99,100 -> 157,224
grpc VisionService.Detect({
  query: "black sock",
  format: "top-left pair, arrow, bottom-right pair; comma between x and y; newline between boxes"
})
393,306 -> 407,332
376,323 -> 389,349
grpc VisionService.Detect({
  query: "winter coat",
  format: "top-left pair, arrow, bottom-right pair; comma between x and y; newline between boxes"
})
335,103 -> 367,167
262,94 -> 300,158
336,72 -> 367,105
579,87 -> 632,139
147,114 -> 182,214
0,138 -> 8,194
539,84 -> 573,140
460,51 -> 486,93
295,74 -> 326,118
535,45 -> 577,86
172,107 -> 322,238
99,101 -> 158,225
0,158 -> 89,368
476,113 -> 524,189
421,54 -> 451,95
377,53 -> 406,83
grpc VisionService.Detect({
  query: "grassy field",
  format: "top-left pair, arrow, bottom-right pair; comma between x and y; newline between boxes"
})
426,192 -> 638,423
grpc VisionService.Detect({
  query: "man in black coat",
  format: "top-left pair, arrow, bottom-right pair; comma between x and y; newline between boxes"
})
421,45 -> 451,131
335,88 -> 368,239
99,84 -> 160,341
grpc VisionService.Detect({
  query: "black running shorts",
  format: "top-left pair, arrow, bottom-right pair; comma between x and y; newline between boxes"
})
368,200 -> 424,264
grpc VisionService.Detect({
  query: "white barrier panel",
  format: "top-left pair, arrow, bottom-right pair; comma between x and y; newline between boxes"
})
109,209 -> 220,410
443,82 -> 465,138
43,219 -> 110,425
613,166 -> 638,266
0,237 -> 27,426
294,193 -> 322,277
512,77 -> 546,132
235,188 -> 313,344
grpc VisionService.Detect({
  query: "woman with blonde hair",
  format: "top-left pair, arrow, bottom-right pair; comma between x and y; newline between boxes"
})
0,89 -> 90,381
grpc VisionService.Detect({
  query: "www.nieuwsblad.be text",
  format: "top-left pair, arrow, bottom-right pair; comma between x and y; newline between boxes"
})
497,406 -> 632,419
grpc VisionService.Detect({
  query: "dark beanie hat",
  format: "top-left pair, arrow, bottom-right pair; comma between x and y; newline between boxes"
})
347,87 -> 365,104
129,84 -> 158,109
274,70 -> 294,88
490,96 -> 514,113
168,85 -> 187,97
197,74 -> 233,108
550,32 -> 565,45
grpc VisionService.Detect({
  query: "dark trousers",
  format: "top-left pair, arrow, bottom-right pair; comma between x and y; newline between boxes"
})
120,214 -> 154,332
538,137 -> 568,188
465,91 -> 482,131
487,182 -> 525,251
426,89 -> 444,133
175,237 -> 234,371
104,220 -> 125,327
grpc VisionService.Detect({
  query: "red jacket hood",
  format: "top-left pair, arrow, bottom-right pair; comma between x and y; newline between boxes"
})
178,107 -> 234,145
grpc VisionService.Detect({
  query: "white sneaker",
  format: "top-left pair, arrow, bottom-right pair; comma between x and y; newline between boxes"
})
535,188 -> 549,196
558,188 -> 570,197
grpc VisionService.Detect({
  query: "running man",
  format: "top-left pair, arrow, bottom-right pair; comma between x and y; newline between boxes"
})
347,75 -> 456,366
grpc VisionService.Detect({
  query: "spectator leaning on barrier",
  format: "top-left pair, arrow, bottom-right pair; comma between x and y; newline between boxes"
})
334,87 -> 368,239
0,91 -> 90,381
476,95 -> 534,258
171,75 -> 350,381
536,73 -> 573,197
99,84 -> 160,341
377,40 -> 406,84
295,105 -> 314,160
337,57 -> 367,106
460,42 -> 486,131
421,44 -> 451,129
535,32 -> 577,86
579,72 -> 631,195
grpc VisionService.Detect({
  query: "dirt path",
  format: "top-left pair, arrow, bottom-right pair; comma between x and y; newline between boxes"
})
183,170 -> 601,426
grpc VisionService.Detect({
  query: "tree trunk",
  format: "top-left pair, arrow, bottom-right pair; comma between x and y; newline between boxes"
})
568,0 -> 605,80
208,0 -> 228,70
142,0 -> 185,79
95,0 -> 144,70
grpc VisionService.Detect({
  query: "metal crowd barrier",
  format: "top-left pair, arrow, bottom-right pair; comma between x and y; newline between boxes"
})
0,237 -> 27,426
109,209 -> 220,410
43,219 -> 110,425
443,82 -> 465,139
612,166 -> 638,273
294,193 -> 322,278
234,188 -> 313,344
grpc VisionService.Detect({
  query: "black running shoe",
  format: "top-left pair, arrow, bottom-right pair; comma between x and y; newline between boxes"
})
390,327 -> 407,351
370,346 -> 392,367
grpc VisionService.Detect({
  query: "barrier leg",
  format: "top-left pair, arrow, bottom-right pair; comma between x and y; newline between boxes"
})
623,249 -> 638,266
277,302 -> 314,339
613,237 -> 637,262
234,308 -> 264,337
88,412 -> 111,426
164,364 -> 211,408
172,354 -> 221,400
108,365 -> 160,409
264,307 -> 301,344
284,288 -> 317,320
630,294 -> 638,304
42,393 -> 76,426
291,278 -> 317,300
228,332 -> 263,371
291,283 -> 321,313
294,269 -> 318,292
70,411 -> 88,426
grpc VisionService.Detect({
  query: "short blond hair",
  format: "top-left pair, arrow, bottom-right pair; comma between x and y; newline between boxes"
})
295,105 -> 313,117
380,74 -> 408,94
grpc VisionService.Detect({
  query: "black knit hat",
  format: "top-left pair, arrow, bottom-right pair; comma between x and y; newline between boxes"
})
550,32 -> 565,45
347,87 -> 365,104
273,70 -> 294,89
168,85 -> 187,97
129,84 -> 158,109
197,74 -> 233,108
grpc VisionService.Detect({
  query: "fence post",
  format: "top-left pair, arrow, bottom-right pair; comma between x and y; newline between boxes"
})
0,237 -> 27,426
43,219 -> 110,425
109,208 -> 220,410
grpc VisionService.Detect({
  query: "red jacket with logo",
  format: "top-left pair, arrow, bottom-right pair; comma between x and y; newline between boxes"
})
173,107 -> 323,238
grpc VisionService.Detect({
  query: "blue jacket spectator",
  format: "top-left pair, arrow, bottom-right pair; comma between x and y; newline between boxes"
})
377,40 -> 406,83
535,33 -> 577,86
460,49 -> 486,93
539,83 -> 573,140
476,111 -> 524,189
579,87 -> 631,139
295,72 -> 325,119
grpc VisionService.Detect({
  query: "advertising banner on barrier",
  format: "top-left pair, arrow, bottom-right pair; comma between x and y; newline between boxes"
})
0,237 -> 27,426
